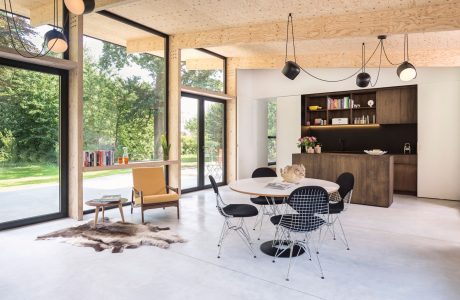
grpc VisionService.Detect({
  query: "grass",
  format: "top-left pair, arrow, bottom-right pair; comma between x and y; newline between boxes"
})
0,163 -> 131,188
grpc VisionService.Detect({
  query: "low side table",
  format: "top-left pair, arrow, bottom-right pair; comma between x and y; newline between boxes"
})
85,198 -> 128,227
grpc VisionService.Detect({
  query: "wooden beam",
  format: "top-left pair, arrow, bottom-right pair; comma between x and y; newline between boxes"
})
126,36 -> 165,54
168,37 -> 181,191
30,0 -> 139,27
174,2 -> 460,49
68,14 -> 84,220
229,49 -> 460,69
226,58 -> 237,182
181,86 -> 233,100
0,46 -> 77,70
185,57 -> 224,70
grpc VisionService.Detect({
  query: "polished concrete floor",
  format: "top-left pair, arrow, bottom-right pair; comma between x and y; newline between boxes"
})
1,188 -> 459,300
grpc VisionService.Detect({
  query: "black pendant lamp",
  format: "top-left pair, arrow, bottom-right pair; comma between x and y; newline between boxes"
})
397,34 -> 417,81
356,43 -> 371,88
282,13 -> 301,80
44,29 -> 68,53
64,0 -> 95,15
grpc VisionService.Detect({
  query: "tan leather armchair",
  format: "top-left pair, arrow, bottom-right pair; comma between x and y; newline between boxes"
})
131,167 -> 180,223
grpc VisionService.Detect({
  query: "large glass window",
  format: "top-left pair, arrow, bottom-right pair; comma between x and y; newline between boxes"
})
0,62 -> 67,228
82,13 -> 166,210
267,99 -> 277,165
181,48 -> 225,92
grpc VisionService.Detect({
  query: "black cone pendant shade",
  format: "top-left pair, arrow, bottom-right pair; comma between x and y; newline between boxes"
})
397,61 -> 417,81
64,0 -> 95,15
356,72 -> 371,87
282,61 -> 301,80
44,29 -> 68,53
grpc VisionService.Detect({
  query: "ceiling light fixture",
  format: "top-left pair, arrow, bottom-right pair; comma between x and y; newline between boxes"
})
281,13 -> 417,87
44,29 -> 68,53
64,0 -> 95,15
397,34 -> 417,81
356,43 -> 371,87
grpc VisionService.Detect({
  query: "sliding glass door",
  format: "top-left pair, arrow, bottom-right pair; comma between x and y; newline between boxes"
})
0,60 -> 68,230
181,93 -> 226,192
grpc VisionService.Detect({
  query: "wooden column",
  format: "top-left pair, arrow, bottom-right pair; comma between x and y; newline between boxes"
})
68,14 -> 84,220
168,37 -> 181,190
226,58 -> 237,182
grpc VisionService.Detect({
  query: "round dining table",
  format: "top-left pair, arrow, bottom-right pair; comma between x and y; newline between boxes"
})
229,177 -> 339,257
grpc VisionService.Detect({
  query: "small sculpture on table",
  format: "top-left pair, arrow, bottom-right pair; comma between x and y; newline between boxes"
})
280,164 -> 305,183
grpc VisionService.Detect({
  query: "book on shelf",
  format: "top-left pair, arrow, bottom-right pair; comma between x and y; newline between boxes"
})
327,96 -> 352,110
83,150 -> 115,167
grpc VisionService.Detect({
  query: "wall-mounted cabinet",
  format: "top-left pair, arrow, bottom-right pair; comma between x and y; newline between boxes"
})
376,86 -> 417,124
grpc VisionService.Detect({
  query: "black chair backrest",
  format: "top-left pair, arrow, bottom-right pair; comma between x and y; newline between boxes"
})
209,175 -> 219,195
336,172 -> 354,200
252,167 -> 277,178
282,186 -> 329,231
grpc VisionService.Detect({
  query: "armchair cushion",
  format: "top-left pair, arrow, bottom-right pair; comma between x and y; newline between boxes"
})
134,191 -> 179,205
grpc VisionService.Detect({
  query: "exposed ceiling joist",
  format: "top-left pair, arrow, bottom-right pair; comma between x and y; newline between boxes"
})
185,58 -> 224,70
29,0 -> 140,27
229,49 -> 460,69
173,2 -> 460,49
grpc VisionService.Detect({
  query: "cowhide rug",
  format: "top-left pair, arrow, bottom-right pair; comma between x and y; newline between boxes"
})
37,219 -> 186,253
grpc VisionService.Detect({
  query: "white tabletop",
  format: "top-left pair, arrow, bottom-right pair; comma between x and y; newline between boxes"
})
229,177 -> 339,197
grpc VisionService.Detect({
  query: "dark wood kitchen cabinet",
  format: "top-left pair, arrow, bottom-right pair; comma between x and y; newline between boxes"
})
393,155 -> 417,194
376,86 -> 417,124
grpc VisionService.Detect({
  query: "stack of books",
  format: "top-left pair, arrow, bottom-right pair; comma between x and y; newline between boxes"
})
327,97 -> 353,109
83,150 -> 115,167
92,194 -> 122,203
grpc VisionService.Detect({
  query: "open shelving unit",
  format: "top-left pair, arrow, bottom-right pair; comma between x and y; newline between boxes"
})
302,89 -> 377,127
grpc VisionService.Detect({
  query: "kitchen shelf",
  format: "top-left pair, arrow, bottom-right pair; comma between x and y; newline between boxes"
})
83,160 -> 179,172
303,124 -> 380,128
353,107 -> 376,110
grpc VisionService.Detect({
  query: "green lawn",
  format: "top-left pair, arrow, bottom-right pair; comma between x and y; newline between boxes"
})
0,163 -> 131,188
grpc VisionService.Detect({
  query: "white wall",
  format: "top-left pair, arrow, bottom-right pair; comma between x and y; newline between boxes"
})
237,67 -> 460,201
276,96 -> 301,173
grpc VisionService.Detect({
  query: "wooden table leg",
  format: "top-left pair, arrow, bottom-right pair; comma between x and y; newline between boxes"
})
118,203 -> 125,222
94,206 -> 99,227
102,206 -> 105,223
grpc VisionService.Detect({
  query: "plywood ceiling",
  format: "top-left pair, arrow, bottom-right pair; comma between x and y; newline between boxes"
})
107,0 -> 453,34
6,0 -> 460,64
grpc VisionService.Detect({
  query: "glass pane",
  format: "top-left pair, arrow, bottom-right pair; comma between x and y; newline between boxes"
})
181,49 -> 224,92
181,96 -> 199,189
83,14 -> 167,163
83,170 -> 132,211
204,101 -> 224,185
0,11 -> 64,58
0,65 -> 60,223
267,100 -> 277,165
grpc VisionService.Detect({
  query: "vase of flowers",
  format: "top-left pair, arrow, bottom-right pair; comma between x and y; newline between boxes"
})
297,136 -> 318,153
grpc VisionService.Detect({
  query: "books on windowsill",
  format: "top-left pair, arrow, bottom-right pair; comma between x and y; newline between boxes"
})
83,150 -> 115,167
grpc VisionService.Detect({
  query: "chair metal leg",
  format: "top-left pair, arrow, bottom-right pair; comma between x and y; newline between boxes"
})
337,215 -> 350,250
285,237 -> 295,281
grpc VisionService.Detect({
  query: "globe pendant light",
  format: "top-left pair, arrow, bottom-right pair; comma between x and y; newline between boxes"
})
397,34 -> 417,81
64,0 -> 95,15
282,60 -> 300,80
44,29 -> 68,53
356,43 -> 371,88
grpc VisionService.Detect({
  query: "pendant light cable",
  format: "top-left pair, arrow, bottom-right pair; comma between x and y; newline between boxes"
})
285,13 -> 296,63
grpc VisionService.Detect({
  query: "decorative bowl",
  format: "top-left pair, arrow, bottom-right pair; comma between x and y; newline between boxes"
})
309,106 -> 322,111
364,149 -> 387,155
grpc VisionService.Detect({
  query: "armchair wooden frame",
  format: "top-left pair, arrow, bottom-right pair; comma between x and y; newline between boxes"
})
131,186 -> 180,223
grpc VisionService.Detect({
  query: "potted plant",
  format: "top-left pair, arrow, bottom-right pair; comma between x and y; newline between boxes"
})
297,136 -> 318,153
161,135 -> 171,161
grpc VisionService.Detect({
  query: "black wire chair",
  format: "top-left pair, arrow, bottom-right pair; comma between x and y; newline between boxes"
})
250,167 -> 285,239
327,172 -> 354,250
271,186 -> 329,280
209,175 -> 258,259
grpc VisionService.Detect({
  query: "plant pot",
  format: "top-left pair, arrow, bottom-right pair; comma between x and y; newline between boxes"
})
314,145 -> 322,154
307,147 -> 315,154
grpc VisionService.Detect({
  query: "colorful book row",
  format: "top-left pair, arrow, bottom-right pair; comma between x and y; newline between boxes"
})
83,150 -> 115,167
327,97 -> 353,110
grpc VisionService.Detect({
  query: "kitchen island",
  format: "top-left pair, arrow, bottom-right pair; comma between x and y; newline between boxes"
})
293,153 -> 394,207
